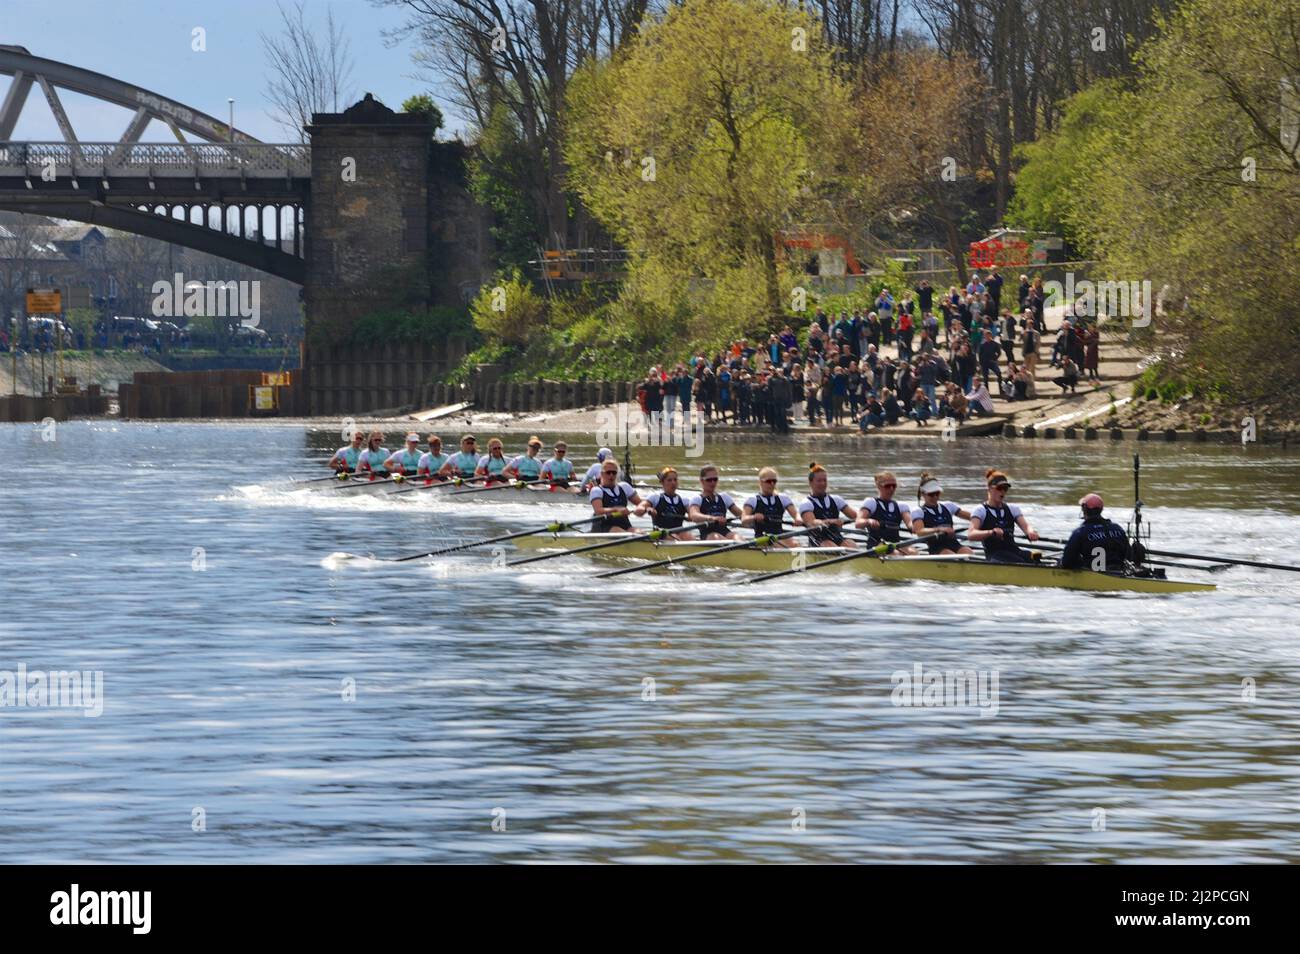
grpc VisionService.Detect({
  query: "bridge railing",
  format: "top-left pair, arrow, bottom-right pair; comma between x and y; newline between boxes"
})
0,141 -> 311,178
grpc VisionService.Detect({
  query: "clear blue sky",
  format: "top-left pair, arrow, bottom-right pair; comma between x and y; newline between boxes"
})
2,0 -> 468,142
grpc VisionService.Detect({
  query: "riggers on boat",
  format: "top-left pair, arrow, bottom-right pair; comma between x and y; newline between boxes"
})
510,533 -> 1217,593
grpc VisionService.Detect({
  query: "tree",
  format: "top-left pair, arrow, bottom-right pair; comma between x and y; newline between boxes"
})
855,50 -> 989,282
261,0 -> 356,141
1075,0 -> 1300,399
566,0 -> 862,322
402,93 -> 445,135
380,0 -> 650,251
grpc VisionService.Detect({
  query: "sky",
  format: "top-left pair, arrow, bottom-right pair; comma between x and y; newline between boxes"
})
1,0 -> 470,143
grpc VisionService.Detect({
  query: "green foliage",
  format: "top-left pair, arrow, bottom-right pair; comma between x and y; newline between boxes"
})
470,269 -> 548,346
1075,0 -> 1300,403
1006,80 -> 1129,253
348,306 -> 474,347
401,94 -> 444,135
468,100 -> 545,271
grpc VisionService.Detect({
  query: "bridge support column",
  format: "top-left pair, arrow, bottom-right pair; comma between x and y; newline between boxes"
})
304,94 -> 433,350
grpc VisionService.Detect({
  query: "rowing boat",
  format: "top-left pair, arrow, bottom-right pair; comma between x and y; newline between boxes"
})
305,477 -> 584,499
511,533 -> 1216,593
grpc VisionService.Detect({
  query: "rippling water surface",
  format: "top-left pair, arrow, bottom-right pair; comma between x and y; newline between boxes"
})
3,421 -> 1299,863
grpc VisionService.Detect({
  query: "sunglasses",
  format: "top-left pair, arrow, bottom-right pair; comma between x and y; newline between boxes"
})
880,483 -> 897,489
760,478 -> 778,484
701,476 -> 719,482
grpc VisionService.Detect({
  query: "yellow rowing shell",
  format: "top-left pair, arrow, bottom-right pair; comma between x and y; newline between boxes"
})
512,534 -> 1217,593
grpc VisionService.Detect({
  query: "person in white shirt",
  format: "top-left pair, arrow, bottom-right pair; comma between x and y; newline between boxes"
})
799,463 -> 857,548
687,463 -> 743,539
741,467 -> 800,547
909,473 -> 973,554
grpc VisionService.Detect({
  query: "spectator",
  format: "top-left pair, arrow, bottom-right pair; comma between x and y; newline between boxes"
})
1054,356 -> 1080,394
965,381 -> 996,417
978,330 -> 1003,389
1084,325 -> 1101,382
909,387 -> 932,426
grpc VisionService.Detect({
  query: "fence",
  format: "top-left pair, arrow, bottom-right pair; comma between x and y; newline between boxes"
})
303,341 -> 469,416
118,369 -> 303,419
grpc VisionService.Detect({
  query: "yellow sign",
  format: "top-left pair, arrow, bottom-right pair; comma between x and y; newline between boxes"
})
26,288 -> 61,313
250,385 -> 277,411
262,371 -> 291,387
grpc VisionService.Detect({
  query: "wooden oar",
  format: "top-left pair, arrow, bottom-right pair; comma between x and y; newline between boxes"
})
387,475 -> 487,495
593,527 -> 807,579
389,516 -> 605,563
506,529 -> 669,566
739,542 -> 899,584
447,479 -> 550,496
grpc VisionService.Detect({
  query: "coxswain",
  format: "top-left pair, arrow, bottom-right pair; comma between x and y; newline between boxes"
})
687,464 -> 743,539
505,436 -> 546,482
356,431 -> 390,480
540,441 -> 575,487
741,467 -> 800,547
475,437 -> 510,484
383,432 -> 423,480
799,463 -> 858,548
636,466 -> 695,540
855,470 -> 915,553
582,447 -> 616,492
909,473 -> 973,554
438,434 -> 480,480
416,435 -> 449,483
590,459 -> 643,533
967,468 -> 1039,562
328,430 -> 364,473
1058,493 -> 1130,572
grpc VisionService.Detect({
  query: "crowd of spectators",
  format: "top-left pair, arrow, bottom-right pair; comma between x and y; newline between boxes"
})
636,267 -> 1103,433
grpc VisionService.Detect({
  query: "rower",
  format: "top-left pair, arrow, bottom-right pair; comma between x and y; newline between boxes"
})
328,430 -> 364,473
687,463 -> 743,539
636,466 -> 695,540
540,441 -> 575,487
356,431 -> 390,480
909,473 -> 973,554
1058,493 -> 1130,571
439,434 -> 480,480
505,436 -> 545,482
582,447 -> 615,492
741,467 -> 800,547
799,463 -> 858,548
417,435 -> 449,483
590,459 -> 643,533
475,437 -> 510,484
383,432 -> 423,480
967,468 -> 1040,563
855,470 -> 915,553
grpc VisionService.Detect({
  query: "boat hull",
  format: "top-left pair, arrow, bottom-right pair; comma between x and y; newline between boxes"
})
511,534 -> 1216,593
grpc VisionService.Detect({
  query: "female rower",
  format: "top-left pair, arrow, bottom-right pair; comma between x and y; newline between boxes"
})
475,438 -> 510,484
855,470 -> 915,553
416,435 -> 449,483
438,434 -> 480,480
582,447 -> 616,492
967,468 -> 1039,563
356,431 -> 390,479
504,436 -> 545,482
328,430 -> 364,473
540,441 -> 575,488
590,459 -> 643,533
636,466 -> 695,540
741,467 -> 800,547
909,472 -> 972,554
799,463 -> 858,548
687,463 -> 743,539
384,432 -> 423,478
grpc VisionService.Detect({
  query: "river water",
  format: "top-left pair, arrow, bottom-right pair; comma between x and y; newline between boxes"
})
3,421 -> 1299,863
